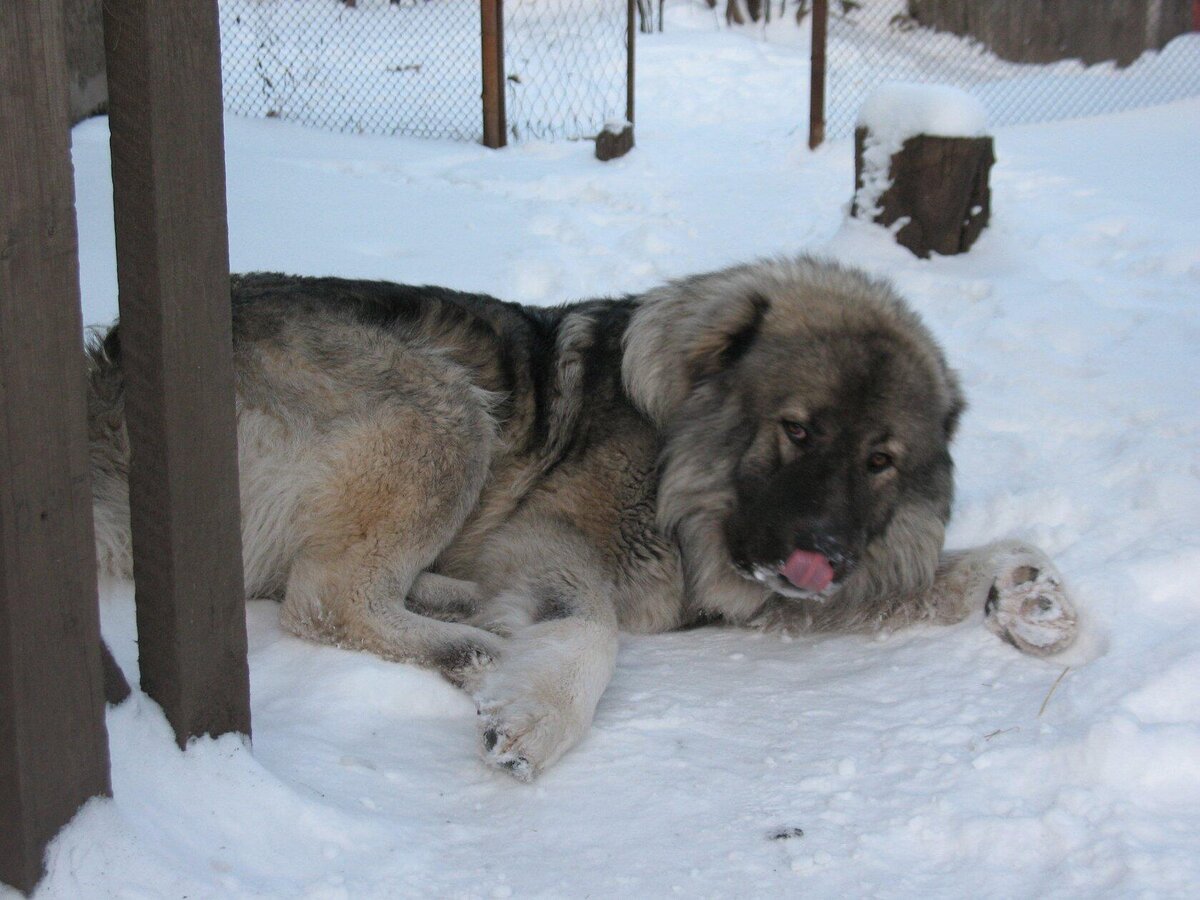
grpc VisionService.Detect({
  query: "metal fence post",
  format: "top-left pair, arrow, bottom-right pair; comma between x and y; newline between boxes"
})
482,0 -> 507,148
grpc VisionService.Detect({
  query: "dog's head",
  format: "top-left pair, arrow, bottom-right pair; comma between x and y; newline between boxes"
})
624,256 -> 964,614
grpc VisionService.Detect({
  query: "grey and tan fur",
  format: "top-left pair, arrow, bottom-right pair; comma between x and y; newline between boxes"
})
88,256 -> 1079,780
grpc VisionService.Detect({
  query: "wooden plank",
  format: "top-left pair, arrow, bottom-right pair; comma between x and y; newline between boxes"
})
102,0 -> 251,746
481,0 -> 507,149
910,0 -> 1194,67
0,2 -> 113,893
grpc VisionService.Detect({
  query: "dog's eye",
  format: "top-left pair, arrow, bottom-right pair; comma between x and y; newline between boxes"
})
867,451 -> 894,473
781,420 -> 809,445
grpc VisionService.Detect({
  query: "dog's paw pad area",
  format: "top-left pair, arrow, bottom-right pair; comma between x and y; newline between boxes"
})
477,717 -> 539,782
499,755 -> 533,781
434,640 -> 498,690
474,687 -> 582,783
985,554 -> 1078,656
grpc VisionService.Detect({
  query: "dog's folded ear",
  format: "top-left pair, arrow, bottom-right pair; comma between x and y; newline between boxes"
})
688,291 -> 770,383
623,281 -> 771,427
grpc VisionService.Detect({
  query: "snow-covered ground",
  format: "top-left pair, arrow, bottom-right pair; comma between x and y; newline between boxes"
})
18,7 -> 1200,899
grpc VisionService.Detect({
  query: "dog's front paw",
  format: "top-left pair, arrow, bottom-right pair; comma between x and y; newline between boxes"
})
475,687 -> 582,783
432,635 -> 501,692
984,544 -> 1078,656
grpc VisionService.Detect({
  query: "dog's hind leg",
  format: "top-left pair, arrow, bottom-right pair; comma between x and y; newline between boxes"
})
468,520 -> 620,781
278,371 -> 504,688
406,572 -> 488,623
929,540 -> 1079,656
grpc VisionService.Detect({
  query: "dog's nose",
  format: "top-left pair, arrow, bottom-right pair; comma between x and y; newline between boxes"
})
792,522 -> 846,555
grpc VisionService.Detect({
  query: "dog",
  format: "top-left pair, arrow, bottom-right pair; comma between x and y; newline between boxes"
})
88,255 -> 1079,780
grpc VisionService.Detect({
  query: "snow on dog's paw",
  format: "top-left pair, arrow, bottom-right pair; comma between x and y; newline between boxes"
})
433,637 -> 500,692
475,691 -> 579,783
480,721 -> 534,782
984,545 -> 1078,656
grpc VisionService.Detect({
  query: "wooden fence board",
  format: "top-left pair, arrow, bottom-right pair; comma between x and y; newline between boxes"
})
102,0 -> 251,746
0,2 -> 112,892
908,0 -> 1195,67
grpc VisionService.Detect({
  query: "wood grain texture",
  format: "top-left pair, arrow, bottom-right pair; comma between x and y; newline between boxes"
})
102,0 -> 251,746
908,0 -> 1193,68
0,2 -> 112,892
854,128 -> 994,259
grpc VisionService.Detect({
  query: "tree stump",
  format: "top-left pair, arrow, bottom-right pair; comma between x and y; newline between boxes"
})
852,128 -> 994,258
595,122 -> 634,161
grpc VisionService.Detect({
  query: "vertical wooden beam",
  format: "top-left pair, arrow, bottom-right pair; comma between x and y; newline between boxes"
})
627,0 -> 637,128
0,3 -> 112,893
808,0 -> 828,150
102,0 -> 251,746
481,0 -> 507,148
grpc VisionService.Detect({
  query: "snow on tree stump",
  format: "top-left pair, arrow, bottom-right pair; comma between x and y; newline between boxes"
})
595,121 -> 634,161
851,84 -> 993,259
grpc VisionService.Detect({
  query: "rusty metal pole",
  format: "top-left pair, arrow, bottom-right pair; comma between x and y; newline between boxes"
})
481,0 -> 506,148
808,0 -> 827,150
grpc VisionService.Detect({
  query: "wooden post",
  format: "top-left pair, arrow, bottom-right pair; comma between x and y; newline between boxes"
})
627,0 -> 636,129
0,3 -> 113,893
481,0 -> 507,149
808,0 -> 827,150
102,0 -> 252,747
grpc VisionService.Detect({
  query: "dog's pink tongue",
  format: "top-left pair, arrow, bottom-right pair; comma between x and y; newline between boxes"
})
780,549 -> 835,593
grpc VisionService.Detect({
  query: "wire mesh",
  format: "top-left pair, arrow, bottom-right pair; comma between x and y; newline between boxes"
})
504,0 -> 630,141
815,0 -> 1200,139
218,0 -> 631,143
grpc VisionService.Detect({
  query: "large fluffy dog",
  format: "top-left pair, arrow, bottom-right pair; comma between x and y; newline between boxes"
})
89,256 -> 1078,779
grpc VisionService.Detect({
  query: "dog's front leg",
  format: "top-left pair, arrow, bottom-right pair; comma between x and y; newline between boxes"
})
475,611 -> 618,781
930,539 -> 1079,656
469,530 -> 620,781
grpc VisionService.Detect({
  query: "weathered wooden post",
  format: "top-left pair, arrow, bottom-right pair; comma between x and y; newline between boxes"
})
0,3 -> 113,893
808,0 -> 828,150
481,0 -> 507,149
102,0 -> 252,746
852,83 -> 994,258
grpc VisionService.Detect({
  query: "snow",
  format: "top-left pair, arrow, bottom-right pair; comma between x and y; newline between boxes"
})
735,0 -> 1200,139
858,82 -> 989,141
15,5 -> 1200,898
853,82 -> 988,221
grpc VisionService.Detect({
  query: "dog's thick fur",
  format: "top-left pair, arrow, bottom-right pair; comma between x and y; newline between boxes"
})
89,256 -> 1078,779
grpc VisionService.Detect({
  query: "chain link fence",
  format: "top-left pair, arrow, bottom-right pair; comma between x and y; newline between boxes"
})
816,0 -> 1200,139
506,0 -> 630,140
218,0 -> 631,144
